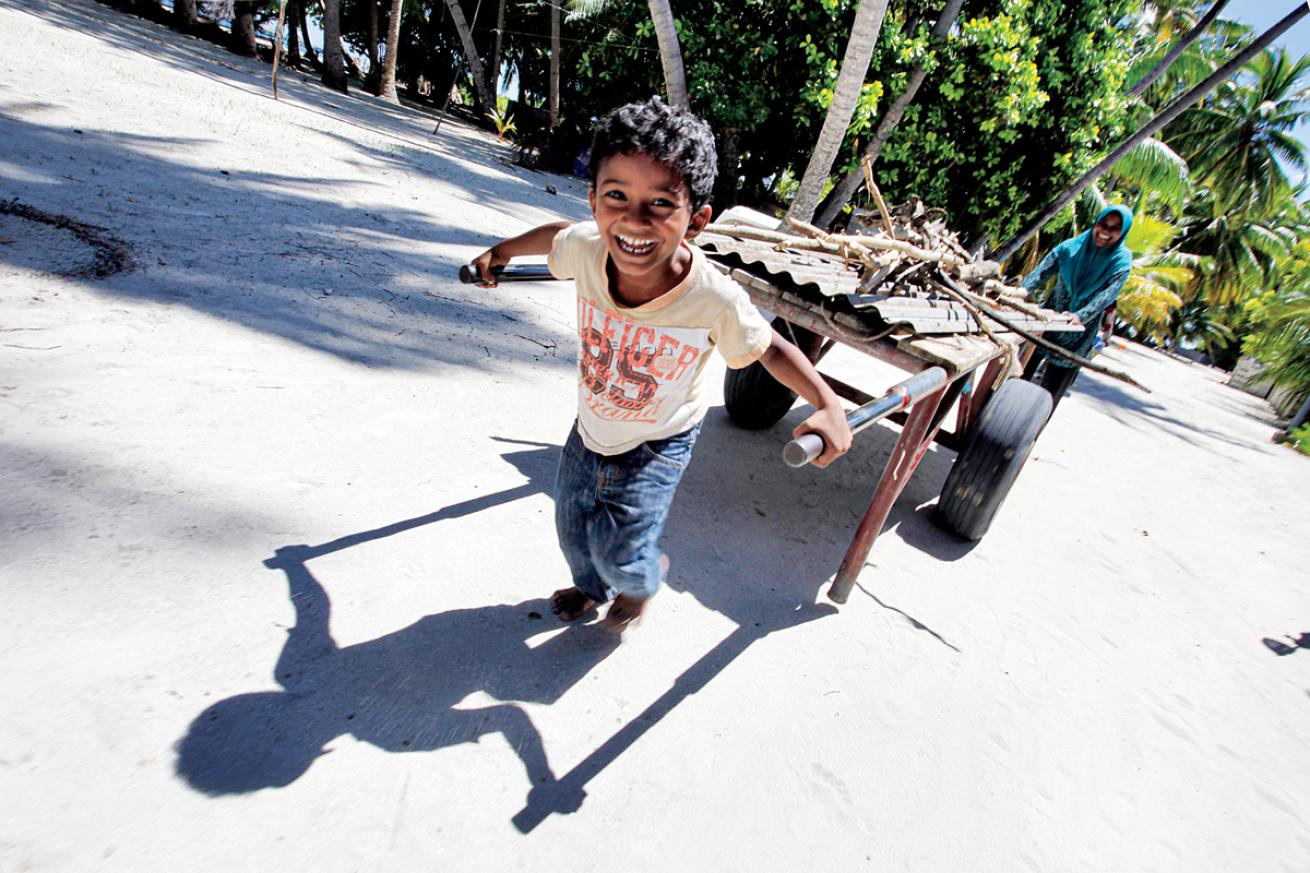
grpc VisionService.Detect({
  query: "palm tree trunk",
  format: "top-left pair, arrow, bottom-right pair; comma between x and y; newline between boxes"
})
230,1 -> 259,56
549,0 -> 560,128
647,0 -> 688,108
786,0 -> 891,225
286,0 -> 301,65
443,0 -> 490,111
375,0 -> 404,102
712,127 -> 741,214
320,0 -> 349,92
299,1 -> 318,64
172,0 -> 197,29
813,0 -> 964,229
366,0 -> 380,90
490,0 -> 506,100
1128,0 -> 1233,97
990,4 -> 1309,264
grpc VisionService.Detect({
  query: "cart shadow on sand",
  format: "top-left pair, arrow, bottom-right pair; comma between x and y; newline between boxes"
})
175,410 -> 968,831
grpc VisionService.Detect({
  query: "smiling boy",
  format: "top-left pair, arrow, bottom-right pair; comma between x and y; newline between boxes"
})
471,98 -> 850,632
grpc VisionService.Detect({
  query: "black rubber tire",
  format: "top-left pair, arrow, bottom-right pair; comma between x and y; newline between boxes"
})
723,319 -> 822,430
724,359 -> 798,429
935,379 -> 1052,541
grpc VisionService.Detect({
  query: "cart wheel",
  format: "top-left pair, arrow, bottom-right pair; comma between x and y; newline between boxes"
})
935,379 -> 1052,541
724,360 -> 797,429
723,319 -> 822,430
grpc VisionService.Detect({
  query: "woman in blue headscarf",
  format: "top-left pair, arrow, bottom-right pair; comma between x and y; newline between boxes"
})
1020,204 -> 1134,411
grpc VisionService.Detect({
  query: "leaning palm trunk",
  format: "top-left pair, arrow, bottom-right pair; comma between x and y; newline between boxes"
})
814,0 -> 965,229
375,0 -> 404,102
990,4 -> 1309,264
1128,0 -> 1232,97
321,0 -> 349,91
648,0 -> 688,108
549,0 -> 560,128
786,0 -> 890,225
443,0 -> 490,110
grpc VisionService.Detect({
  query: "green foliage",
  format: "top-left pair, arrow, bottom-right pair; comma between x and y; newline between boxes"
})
1242,229 -> 1310,396
873,0 -> 1139,244
487,101 -> 517,141
1117,213 -> 1191,344
1287,423 -> 1310,455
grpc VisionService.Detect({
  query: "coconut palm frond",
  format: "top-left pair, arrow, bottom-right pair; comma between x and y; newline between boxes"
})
1244,223 -> 1293,259
1137,264 -> 1195,294
1112,137 -> 1189,213
1074,185 -> 1108,234
1120,277 -> 1185,324
565,0 -> 611,22
1125,213 -> 1180,256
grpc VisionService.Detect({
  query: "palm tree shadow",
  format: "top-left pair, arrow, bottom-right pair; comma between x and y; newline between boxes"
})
176,437 -> 613,811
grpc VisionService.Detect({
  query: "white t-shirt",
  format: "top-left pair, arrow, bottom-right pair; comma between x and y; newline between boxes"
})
548,221 -> 772,456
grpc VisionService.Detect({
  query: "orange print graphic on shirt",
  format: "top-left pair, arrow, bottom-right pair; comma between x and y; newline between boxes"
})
577,298 -> 703,423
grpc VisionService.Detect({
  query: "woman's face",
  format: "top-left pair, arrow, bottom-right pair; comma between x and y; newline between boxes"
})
1093,212 -> 1124,248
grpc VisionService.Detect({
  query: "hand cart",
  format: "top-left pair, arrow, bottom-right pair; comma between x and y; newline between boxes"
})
695,228 -> 1062,604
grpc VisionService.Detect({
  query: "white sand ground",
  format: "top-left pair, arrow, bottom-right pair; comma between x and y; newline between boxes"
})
2,3 -> 1309,871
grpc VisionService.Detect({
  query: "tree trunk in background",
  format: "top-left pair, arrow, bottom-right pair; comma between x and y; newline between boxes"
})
299,2 -> 318,63
549,0 -> 560,128
375,0 -> 404,103
231,1 -> 259,56
787,0 -> 890,225
171,0 -> 197,29
712,128 -> 740,215
814,0 -> 965,229
490,0 -> 506,101
1128,0 -> 1232,97
321,0 -> 349,92
442,0 -> 490,111
286,0 -> 300,65
647,0 -> 688,108
989,3 -> 1310,263
366,0 -> 380,90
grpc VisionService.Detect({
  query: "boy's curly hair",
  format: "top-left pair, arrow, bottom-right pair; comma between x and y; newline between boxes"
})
587,98 -> 718,211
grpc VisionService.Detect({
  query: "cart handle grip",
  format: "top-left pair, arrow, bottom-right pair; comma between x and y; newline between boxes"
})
458,263 -> 557,284
783,367 -> 948,467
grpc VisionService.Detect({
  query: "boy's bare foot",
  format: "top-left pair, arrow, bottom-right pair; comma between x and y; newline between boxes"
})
550,587 -> 598,622
600,594 -> 647,633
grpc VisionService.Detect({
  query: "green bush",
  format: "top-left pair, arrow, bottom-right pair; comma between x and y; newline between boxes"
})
1287,423 -> 1310,456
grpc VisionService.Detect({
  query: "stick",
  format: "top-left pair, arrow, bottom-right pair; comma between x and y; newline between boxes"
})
780,219 -> 968,269
935,272 -> 1150,392
861,156 -> 895,237
272,0 -> 288,100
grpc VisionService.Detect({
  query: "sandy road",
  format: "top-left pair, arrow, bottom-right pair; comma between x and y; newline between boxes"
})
3,2 -> 1309,871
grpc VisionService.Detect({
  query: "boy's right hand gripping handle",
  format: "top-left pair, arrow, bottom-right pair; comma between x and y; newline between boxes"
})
459,264 -> 500,284
782,367 -> 948,468
459,264 -> 556,284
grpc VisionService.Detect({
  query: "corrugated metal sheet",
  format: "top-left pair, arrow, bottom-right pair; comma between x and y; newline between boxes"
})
697,231 -> 1082,337
695,232 -> 863,298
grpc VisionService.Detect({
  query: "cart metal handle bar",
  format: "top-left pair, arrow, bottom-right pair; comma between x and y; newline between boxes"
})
783,367 -> 948,467
459,263 -> 557,284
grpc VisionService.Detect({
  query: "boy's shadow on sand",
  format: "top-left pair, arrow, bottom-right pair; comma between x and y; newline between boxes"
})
177,418 -> 948,830
176,438 -> 610,810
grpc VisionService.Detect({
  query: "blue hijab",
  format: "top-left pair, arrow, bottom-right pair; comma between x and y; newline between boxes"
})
1053,205 -> 1134,304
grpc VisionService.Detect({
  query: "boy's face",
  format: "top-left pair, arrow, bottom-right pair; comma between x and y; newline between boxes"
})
588,152 -> 712,289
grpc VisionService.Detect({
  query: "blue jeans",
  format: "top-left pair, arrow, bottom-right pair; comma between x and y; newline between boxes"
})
554,421 -> 700,603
